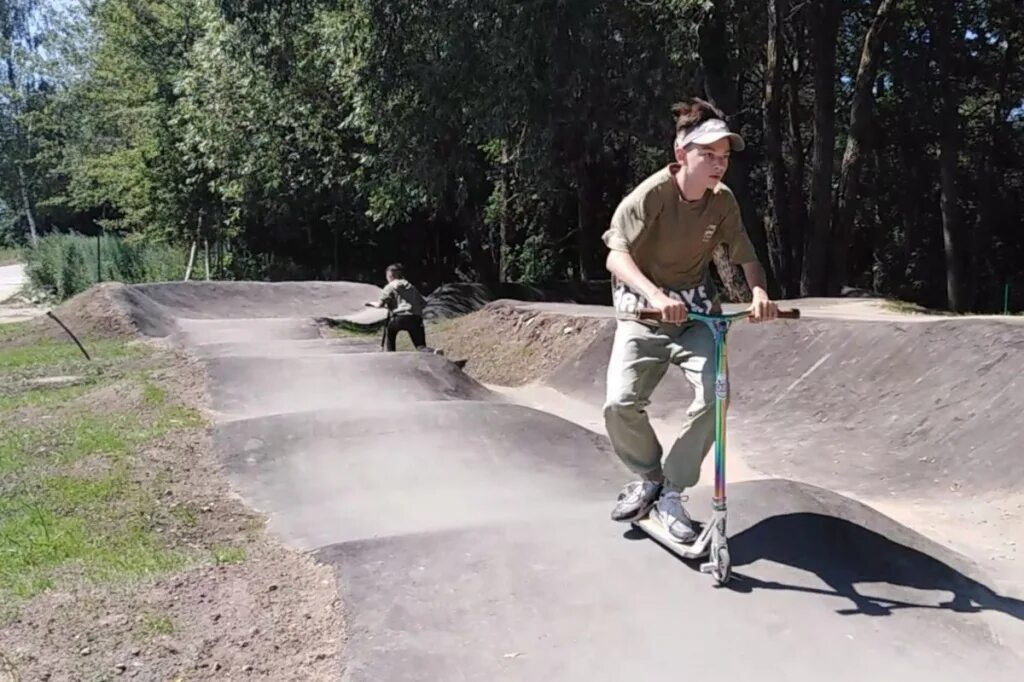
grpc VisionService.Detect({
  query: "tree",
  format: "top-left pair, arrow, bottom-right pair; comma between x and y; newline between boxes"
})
1,0 -> 43,243
801,0 -> 841,296
831,0 -> 898,295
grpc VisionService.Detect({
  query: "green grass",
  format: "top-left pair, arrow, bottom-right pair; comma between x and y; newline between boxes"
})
0,494 -> 184,599
140,612 -> 175,637
881,299 -> 957,316
321,321 -> 381,338
0,404 -> 201,475
142,381 -> 168,406
0,380 -> 96,411
0,337 -> 144,371
881,299 -> 1024,316
0,320 -> 32,342
211,545 -> 247,566
0,336 -> 207,615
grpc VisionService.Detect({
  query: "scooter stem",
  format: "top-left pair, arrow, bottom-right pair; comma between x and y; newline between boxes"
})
708,318 -> 729,507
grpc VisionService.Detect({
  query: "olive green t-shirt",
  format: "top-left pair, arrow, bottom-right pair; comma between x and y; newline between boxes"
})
602,164 -> 758,319
378,278 -> 426,318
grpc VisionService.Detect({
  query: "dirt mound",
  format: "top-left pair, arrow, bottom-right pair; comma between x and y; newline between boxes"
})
13,283 -> 179,342
423,280 -> 612,321
429,301 -> 613,386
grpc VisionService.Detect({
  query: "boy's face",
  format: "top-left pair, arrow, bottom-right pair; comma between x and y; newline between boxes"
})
676,138 -> 731,191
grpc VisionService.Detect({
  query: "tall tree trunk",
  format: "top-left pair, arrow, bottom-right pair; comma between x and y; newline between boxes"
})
575,159 -> 601,281
802,0 -> 841,296
698,2 -> 771,292
890,39 -> 924,279
17,164 -> 38,244
971,34 -> 1016,309
497,139 -> 511,283
932,2 -> 965,311
763,0 -> 791,296
459,203 -> 498,286
831,0 -> 897,295
5,34 -> 38,244
785,18 -> 808,296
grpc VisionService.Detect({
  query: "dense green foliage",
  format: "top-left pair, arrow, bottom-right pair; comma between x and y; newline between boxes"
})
2,0 -> 1022,310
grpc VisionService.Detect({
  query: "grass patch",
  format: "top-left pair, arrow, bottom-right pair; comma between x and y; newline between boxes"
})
140,612 -> 175,637
211,545 -> 247,566
881,299 -> 1024,316
0,380 -> 96,411
0,334 -> 206,615
0,319 -> 32,342
0,337 -> 144,371
320,321 -> 381,338
880,299 -> 958,315
0,492 -> 184,599
170,504 -> 198,529
0,403 -> 203,476
142,381 -> 168,406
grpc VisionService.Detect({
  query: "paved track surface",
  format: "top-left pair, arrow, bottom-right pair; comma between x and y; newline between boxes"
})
542,305 -> 1024,497
89,283 -> 1024,681
0,264 -> 24,303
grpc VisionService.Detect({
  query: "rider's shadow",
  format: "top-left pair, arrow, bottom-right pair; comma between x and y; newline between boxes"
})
722,512 -> 1024,620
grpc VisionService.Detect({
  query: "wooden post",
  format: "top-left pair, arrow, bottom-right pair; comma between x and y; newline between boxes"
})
184,241 -> 197,281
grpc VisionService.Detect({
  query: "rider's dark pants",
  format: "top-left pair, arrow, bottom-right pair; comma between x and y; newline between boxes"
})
385,314 -> 426,351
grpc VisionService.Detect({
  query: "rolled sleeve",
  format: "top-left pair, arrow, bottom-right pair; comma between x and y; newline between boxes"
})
603,192 -> 650,253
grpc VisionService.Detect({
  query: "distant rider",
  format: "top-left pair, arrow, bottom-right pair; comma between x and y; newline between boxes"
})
366,263 -> 429,352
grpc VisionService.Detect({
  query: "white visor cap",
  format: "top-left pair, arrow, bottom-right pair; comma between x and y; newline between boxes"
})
674,118 -> 745,152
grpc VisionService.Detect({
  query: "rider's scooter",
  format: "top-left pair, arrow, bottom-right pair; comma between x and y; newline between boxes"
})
630,304 -> 800,585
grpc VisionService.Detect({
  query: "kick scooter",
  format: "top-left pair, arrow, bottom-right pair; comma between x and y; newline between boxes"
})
630,304 -> 800,585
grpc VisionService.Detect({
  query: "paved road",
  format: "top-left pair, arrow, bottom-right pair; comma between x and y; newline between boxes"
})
0,263 -> 25,303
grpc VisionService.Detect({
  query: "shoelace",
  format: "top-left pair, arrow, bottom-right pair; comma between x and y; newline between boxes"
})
659,491 -> 692,521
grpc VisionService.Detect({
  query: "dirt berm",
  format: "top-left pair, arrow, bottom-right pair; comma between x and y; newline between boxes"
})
439,301 -> 1024,500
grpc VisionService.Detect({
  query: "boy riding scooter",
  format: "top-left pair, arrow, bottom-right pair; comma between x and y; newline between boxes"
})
603,97 -> 780,542
365,263 -> 429,351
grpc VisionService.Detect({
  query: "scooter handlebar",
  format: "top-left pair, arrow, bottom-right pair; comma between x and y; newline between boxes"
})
636,307 -> 801,321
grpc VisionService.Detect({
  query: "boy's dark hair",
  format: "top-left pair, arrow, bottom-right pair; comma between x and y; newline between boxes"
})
671,98 -> 725,133
385,263 -> 404,279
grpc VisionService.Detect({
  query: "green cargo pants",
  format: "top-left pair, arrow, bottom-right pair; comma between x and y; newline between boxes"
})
603,319 -> 717,489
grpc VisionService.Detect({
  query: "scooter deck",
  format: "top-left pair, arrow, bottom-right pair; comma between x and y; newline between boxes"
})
632,516 -> 710,559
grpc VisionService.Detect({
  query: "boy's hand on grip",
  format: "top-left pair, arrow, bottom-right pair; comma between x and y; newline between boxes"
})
651,292 -> 687,324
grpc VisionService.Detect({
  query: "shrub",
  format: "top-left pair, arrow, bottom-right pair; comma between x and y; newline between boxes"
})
24,233 -> 188,301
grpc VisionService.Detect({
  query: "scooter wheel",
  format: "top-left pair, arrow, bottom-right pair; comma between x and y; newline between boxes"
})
712,547 -> 731,585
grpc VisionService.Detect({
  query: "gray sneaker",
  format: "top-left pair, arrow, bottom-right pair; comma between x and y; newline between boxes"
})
651,486 -> 697,543
610,479 -> 662,522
